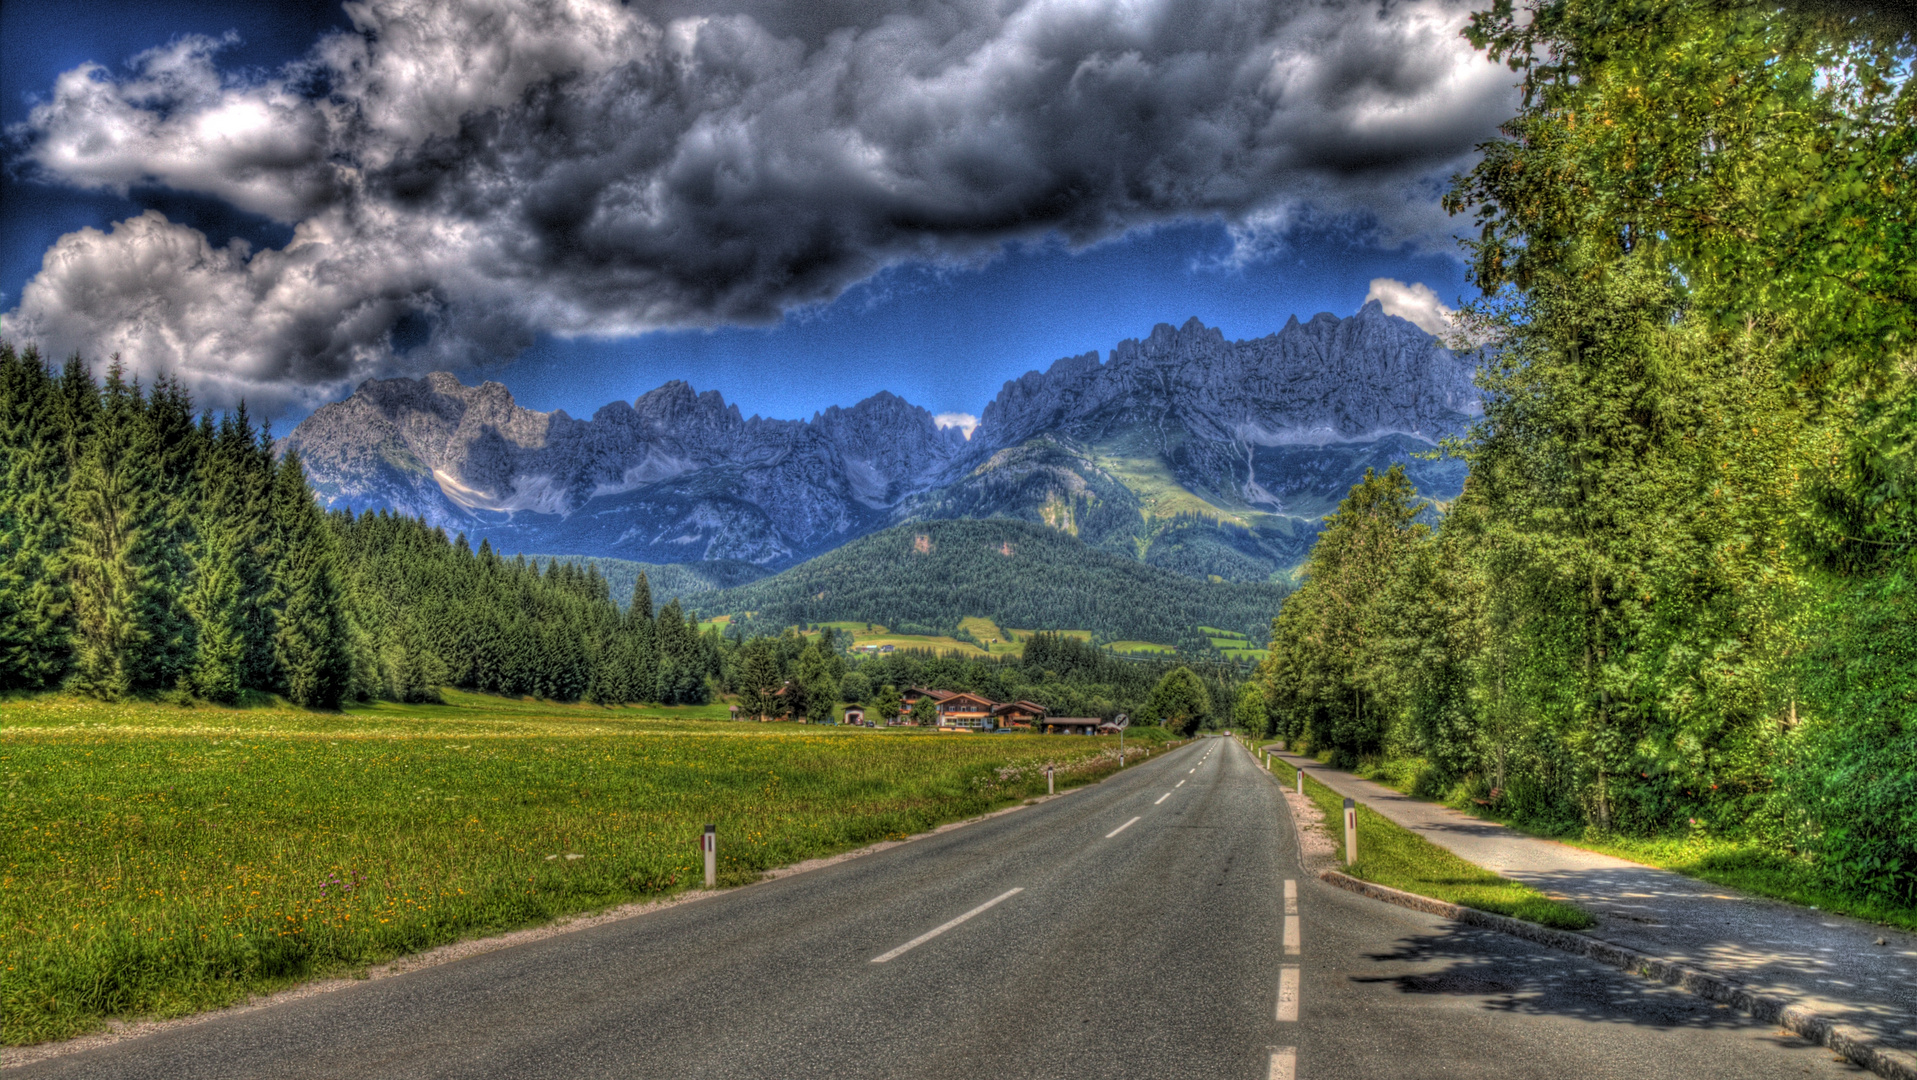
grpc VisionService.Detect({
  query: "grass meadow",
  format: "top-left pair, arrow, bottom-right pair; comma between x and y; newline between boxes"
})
1,691 -> 1154,1045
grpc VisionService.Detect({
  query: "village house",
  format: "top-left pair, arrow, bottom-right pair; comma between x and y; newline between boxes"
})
931,691 -> 997,729
1041,717 -> 1103,735
991,699 -> 1047,729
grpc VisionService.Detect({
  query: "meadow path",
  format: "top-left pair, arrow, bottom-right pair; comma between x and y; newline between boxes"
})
19,738 -> 1851,1079
1270,747 -> 1917,1056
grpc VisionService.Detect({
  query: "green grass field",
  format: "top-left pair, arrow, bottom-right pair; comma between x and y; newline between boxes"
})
1264,755 -> 1592,931
0,692 -> 1157,1045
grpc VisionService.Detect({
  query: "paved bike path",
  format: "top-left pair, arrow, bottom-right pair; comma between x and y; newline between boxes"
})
1269,747 -> 1917,1054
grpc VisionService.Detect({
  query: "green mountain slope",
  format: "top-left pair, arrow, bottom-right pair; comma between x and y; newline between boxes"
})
697,519 -> 1290,648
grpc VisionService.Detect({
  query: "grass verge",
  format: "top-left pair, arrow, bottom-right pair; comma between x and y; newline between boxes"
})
0,692 -> 1164,1045
1336,753 -> 1917,934
1264,756 -> 1593,931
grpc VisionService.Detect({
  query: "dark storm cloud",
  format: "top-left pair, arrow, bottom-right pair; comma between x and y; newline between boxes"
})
2,0 -> 1514,412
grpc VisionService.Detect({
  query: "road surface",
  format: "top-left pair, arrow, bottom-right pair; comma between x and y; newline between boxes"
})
18,736 -> 1856,1079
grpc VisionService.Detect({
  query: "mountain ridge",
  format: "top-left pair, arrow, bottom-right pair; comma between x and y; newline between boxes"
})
283,304 -> 1478,578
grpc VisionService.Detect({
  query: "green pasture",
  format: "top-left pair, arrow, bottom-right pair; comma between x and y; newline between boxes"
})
0,692 -> 1153,1045
1108,640 -> 1176,656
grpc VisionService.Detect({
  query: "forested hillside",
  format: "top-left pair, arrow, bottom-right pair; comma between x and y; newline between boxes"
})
0,347 -> 723,708
696,519 -> 1291,650
528,555 -> 770,614
1252,1 -> 1917,908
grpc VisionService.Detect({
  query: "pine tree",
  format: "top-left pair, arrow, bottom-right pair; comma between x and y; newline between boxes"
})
0,345 -> 75,690
270,451 -> 350,708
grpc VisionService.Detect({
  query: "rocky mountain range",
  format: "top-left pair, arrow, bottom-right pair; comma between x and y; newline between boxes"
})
283,300 -> 1479,580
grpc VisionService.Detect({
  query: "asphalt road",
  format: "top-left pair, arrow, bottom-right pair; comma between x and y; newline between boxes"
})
20,736 -> 1860,1079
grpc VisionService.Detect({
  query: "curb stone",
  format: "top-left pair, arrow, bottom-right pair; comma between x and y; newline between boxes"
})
1315,857 -> 1917,1079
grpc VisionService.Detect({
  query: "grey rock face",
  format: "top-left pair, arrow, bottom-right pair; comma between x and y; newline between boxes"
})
974,302 -> 1478,453
285,304 -> 1478,572
283,375 -> 961,565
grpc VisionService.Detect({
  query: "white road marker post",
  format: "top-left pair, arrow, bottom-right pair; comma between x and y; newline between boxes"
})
1343,798 -> 1357,866
702,823 -> 717,888
1296,767 -> 1304,795
1047,766 -> 1054,795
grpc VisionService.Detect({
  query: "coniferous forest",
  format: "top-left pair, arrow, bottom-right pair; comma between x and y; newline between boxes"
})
1251,2 -> 1916,907
0,347 -> 726,710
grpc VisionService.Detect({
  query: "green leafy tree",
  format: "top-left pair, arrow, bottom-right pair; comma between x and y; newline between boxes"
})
796,643 -> 839,723
874,683 -> 902,725
1233,681 -> 1270,739
840,670 -> 872,704
909,695 -> 936,727
1145,666 -> 1212,736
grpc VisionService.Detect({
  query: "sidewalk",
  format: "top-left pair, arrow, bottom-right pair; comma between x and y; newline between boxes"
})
1269,747 -> 1917,1054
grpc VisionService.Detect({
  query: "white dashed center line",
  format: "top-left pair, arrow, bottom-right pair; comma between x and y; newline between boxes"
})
869,888 -> 1024,963
1283,879 -> 1300,954
1154,793 -> 1170,805
1105,816 -> 1142,839
1176,780 -> 1185,788
1268,1046 -> 1297,1080
1277,965 -> 1299,1021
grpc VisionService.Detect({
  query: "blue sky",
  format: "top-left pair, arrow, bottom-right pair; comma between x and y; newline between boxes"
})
1,0 -> 1503,427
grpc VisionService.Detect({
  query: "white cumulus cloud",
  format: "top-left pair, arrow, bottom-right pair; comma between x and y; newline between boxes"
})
1364,277 -> 1456,337
3,0 -> 1515,413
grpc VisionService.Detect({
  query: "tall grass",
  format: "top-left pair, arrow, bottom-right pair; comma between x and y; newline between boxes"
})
1,693 -> 1150,1044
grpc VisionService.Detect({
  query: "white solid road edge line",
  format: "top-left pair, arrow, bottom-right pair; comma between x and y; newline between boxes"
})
1268,1046 -> 1297,1080
1277,965 -> 1300,1022
1106,815 -> 1142,839
1154,793 -> 1171,805
870,888 -> 1024,963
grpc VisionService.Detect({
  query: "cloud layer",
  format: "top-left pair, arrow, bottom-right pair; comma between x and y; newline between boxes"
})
4,0 -> 1514,412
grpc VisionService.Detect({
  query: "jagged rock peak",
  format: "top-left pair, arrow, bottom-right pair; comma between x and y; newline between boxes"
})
972,309 -> 1479,451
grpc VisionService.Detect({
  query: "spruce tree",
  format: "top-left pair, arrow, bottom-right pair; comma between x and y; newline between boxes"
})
270,451 -> 350,708
65,362 -> 164,699
734,638 -> 783,720
185,524 -> 247,703
236,408 -> 281,690
0,345 -> 75,690
628,572 -> 658,702
138,375 -> 202,689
